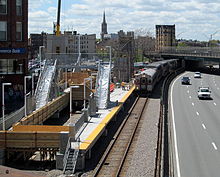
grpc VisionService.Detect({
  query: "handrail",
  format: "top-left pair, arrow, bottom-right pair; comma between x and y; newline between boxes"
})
63,137 -> 72,173
95,61 -> 101,94
35,59 -> 47,97
46,59 -> 57,103
71,149 -> 79,174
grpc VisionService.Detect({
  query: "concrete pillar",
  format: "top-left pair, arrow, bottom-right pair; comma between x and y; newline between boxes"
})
59,131 -> 69,154
69,124 -> 76,141
182,59 -> 185,68
56,152 -> 64,170
82,108 -> 89,122
89,95 -> 97,117
0,149 -> 5,165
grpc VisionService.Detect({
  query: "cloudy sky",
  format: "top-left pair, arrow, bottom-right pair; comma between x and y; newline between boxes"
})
29,0 -> 220,41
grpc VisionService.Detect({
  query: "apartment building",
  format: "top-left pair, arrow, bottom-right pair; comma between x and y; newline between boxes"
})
156,25 -> 176,51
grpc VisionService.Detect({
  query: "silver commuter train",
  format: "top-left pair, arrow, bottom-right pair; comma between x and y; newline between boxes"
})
134,59 -> 178,92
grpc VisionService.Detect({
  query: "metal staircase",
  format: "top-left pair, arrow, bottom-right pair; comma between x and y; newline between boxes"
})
35,60 -> 57,110
63,138 -> 79,175
63,149 -> 79,175
96,63 -> 111,109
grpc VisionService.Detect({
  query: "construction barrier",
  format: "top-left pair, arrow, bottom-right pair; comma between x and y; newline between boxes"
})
110,83 -> 115,92
0,131 -> 60,149
12,125 -> 70,132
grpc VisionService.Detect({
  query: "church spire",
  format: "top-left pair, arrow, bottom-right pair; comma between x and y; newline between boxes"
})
103,11 -> 106,24
101,11 -> 108,41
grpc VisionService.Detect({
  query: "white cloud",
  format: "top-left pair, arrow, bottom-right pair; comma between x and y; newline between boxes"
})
28,0 -> 220,40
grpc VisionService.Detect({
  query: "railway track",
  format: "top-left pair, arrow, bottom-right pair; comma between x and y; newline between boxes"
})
92,96 -> 148,177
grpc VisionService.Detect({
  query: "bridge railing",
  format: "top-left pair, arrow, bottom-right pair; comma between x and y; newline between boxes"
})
155,46 -> 220,58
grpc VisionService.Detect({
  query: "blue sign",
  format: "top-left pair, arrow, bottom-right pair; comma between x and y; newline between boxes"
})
0,48 -> 26,54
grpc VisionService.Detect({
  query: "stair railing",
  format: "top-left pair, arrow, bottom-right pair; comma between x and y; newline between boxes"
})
63,137 -> 72,173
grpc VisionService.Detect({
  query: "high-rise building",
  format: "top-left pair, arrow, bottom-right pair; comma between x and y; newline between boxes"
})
0,0 -> 28,113
100,11 -> 107,41
156,25 -> 176,51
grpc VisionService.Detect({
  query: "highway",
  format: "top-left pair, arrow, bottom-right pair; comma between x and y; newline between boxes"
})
170,71 -> 220,177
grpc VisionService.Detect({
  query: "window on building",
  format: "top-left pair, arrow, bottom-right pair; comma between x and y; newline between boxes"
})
16,0 -> 22,16
0,0 -> 7,14
0,59 -> 23,74
16,22 -> 22,41
0,21 -> 7,41
0,59 -> 7,73
56,46 -> 60,54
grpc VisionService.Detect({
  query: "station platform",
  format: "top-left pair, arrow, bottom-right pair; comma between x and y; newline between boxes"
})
72,85 -> 135,152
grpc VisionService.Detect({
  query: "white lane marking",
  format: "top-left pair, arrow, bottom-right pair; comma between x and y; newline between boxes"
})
189,96 -> 192,99
202,124 -> 206,130
196,112 -> 200,116
171,74 -> 183,177
212,142 -> 218,150
217,88 -> 220,90
214,102 -> 217,106
192,103 -> 194,106
187,86 -> 189,88
187,90 -> 189,93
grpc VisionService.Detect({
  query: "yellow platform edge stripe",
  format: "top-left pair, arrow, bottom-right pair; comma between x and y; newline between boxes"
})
80,86 -> 135,150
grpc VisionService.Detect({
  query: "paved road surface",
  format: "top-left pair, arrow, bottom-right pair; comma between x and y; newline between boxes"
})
170,71 -> 220,177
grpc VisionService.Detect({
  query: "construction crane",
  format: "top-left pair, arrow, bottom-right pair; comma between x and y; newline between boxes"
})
55,0 -> 61,36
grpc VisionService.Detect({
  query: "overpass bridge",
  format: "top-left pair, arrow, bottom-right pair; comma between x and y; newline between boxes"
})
146,47 -> 220,63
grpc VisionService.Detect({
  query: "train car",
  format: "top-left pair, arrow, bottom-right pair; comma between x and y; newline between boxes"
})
134,59 -> 179,92
167,59 -> 178,72
135,68 -> 158,91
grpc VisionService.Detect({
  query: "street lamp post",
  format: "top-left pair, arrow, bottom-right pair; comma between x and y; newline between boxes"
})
84,78 -> 92,109
106,46 -> 112,64
70,85 -> 80,117
39,46 -> 45,72
24,76 -> 31,117
2,83 -> 11,131
32,73 -> 35,96
65,68 -> 68,89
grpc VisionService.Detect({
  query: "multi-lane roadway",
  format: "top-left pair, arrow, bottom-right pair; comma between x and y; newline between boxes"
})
170,71 -> 220,177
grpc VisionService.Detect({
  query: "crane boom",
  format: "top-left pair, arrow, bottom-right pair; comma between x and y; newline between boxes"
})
55,0 -> 61,36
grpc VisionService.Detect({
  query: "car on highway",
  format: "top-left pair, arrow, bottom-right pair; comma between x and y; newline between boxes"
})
181,76 -> 190,85
194,72 -> 201,78
198,87 -> 211,99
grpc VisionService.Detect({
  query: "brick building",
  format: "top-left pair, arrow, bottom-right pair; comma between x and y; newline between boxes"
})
114,30 -> 135,82
29,32 -> 46,60
156,25 -> 176,51
0,0 -> 28,113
